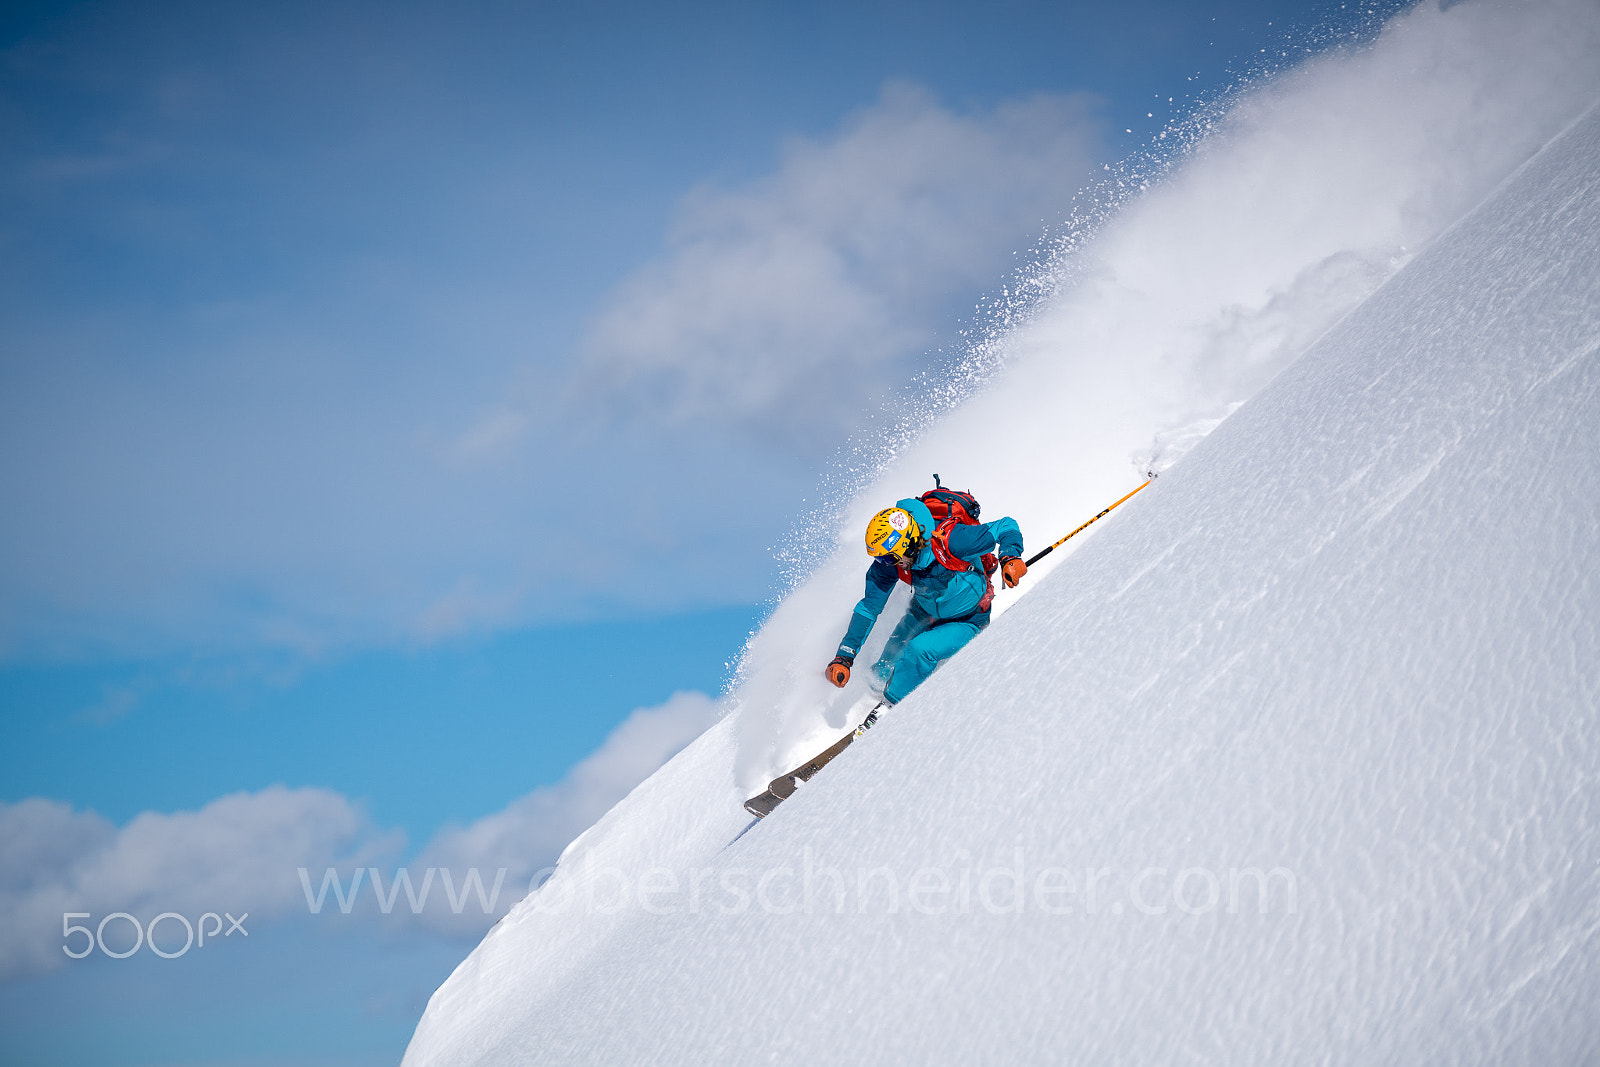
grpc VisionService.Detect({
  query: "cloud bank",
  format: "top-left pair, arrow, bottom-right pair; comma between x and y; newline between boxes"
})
0,690 -> 719,977
0,786 -> 393,979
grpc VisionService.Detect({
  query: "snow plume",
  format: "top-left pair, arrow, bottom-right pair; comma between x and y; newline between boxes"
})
576,82 -> 1101,452
731,0 -> 1600,789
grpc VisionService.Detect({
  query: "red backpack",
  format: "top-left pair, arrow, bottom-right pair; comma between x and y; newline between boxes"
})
897,477 -> 1000,611
920,484 -> 981,525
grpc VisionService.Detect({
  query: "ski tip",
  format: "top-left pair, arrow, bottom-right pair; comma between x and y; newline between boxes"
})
743,793 -> 782,819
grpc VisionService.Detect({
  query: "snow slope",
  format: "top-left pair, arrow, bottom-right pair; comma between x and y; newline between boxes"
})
405,92 -> 1600,1065
727,0 -> 1600,794
402,8 -> 1600,1061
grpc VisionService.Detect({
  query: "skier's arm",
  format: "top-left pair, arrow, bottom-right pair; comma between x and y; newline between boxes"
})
945,516 -> 1024,560
836,558 -> 899,660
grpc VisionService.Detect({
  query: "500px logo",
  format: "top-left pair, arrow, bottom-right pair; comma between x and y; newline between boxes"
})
62,911 -> 248,960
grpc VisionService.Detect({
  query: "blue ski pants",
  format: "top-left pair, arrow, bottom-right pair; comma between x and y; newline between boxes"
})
871,606 -> 987,705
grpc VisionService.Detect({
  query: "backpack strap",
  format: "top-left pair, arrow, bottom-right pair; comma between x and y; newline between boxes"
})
929,518 -> 972,573
932,519 -> 998,613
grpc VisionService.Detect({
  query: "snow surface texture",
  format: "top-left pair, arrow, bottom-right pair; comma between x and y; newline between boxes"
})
406,15 -> 1600,1067
408,104 -> 1600,1067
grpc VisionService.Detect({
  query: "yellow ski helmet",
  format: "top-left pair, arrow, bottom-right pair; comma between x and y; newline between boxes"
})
865,507 -> 920,560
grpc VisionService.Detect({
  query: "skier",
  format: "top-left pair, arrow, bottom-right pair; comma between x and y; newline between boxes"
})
748,479 -> 1144,818
824,489 -> 1026,716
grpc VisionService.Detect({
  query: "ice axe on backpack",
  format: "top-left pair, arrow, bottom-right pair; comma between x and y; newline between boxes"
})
1022,473 -> 1156,570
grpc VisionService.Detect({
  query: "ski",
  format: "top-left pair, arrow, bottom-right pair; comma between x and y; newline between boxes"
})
742,702 -> 884,818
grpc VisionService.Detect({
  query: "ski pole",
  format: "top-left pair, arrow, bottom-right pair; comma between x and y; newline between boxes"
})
1024,475 -> 1155,568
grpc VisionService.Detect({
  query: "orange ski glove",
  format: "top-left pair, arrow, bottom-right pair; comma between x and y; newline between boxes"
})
824,656 -> 852,688
1000,556 -> 1028,588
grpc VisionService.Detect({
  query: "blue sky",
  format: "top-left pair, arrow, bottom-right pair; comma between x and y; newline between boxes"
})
0,0 -> 1414,1063
1,605 -> 760,833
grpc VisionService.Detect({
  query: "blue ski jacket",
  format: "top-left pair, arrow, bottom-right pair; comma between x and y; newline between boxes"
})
836,497 -> 1023,661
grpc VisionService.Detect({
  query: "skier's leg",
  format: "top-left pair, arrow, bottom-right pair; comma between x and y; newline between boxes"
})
882,617 -> 984,704
871,606 -> 932,688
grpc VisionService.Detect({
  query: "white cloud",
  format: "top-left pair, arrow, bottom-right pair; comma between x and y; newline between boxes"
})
0,692 -> 721,973
0,786 -> 396,979
578,82 -> 1102,449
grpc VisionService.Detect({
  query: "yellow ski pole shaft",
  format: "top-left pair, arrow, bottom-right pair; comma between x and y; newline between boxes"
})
1024,475 -> 1154,568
